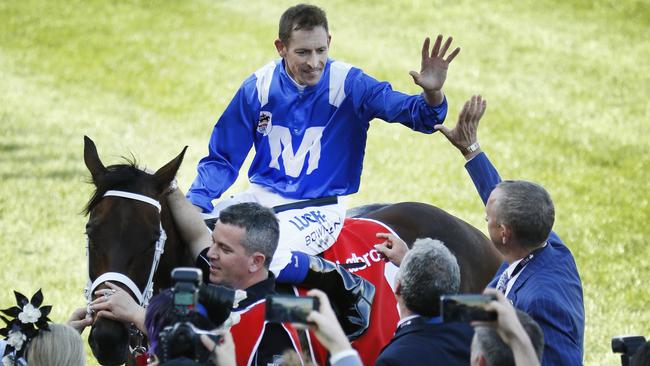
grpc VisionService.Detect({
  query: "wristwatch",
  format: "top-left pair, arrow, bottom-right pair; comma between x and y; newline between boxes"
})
465,142 -> 480,154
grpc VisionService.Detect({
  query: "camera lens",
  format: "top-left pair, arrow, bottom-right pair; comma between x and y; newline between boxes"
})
199,284 -> 235,325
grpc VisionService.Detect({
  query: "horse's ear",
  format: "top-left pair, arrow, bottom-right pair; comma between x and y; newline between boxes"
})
84,136 -> 108,183
153,146 -> 188,193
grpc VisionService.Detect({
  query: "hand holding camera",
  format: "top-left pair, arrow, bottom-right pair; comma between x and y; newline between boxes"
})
470,289 -> 540,366
265,289 -> 352,356
265,294 -> 319,324
304,289 -> 353,355
441,293 -> 498,323
157,268 -> 236,364
468,290 -> 526,341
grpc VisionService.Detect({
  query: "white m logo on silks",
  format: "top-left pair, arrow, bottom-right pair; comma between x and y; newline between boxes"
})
268,126 -> 325,177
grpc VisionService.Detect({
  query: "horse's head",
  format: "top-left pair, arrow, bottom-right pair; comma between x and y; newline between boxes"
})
83,136 -> 187,365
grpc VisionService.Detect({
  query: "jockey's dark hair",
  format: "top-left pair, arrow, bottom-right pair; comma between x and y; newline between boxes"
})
278,4 -> 328,44
218,202 -> 279,269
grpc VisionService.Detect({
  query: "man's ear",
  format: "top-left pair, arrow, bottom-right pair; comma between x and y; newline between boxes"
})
327,34 -> 331,47
274,39 -> 286,57
249,252 -> 266,273
500,224 -> 512,246
394,277 -> 402,296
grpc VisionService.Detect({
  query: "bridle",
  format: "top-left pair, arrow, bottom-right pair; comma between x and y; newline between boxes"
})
84,190 -> 167,309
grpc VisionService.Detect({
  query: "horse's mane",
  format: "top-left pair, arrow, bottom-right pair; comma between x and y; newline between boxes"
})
83,157 -> 147,216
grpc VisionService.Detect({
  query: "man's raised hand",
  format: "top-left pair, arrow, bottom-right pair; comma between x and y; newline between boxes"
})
435,94 -> 486,159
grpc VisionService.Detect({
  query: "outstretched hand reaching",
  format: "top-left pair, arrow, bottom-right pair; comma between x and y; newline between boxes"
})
434,94 -> 486,159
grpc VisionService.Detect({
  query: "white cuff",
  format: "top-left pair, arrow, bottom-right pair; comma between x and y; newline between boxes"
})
329,349 -> 359,365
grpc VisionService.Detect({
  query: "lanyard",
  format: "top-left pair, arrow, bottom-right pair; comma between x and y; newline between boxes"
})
510,244 -> 547,279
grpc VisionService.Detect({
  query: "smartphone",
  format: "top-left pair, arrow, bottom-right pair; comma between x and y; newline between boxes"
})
440,294 -> 497,322
265,295 -> 320,324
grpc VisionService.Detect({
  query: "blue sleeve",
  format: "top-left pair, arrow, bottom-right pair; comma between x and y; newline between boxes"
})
349,71 -> 447,133
187,81 -> 258,212
464,152 -> 503,205
275,251 -> 310,284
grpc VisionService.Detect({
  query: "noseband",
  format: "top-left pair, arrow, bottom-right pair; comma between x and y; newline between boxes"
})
84,190 -> 167,308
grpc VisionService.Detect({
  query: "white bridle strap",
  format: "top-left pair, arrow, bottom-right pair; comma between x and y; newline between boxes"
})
89,272 -> 145,305
103,190 -> 161,211
85,190 -> 166,308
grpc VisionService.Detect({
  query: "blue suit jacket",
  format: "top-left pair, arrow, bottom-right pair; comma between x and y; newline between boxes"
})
375,316 -> 474,366
466,153 -> 585,366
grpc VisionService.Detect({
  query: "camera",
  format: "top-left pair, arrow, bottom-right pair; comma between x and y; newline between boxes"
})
612,335 -> 646,366
156,267 -> 236,364
171,268 -> 202,317
440,294 -> 497,323
265,295 -> 319,324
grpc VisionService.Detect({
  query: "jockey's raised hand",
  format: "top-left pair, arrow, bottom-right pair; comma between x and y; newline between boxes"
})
410,34 -> 461,106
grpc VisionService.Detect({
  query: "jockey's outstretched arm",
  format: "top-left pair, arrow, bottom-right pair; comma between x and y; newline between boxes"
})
166,187 -> 212,260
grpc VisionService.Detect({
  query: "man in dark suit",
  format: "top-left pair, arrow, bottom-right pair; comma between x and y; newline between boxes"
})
375,238 -> 474,366
435,95 -> 585,365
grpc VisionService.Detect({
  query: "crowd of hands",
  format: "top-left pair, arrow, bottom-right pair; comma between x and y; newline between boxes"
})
63,287 -> 535,366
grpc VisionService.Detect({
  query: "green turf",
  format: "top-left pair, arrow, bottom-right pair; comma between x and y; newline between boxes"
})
1,0 -> 648,364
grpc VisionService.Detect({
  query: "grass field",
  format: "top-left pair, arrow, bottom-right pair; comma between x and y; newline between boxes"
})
1,0 -> 649,364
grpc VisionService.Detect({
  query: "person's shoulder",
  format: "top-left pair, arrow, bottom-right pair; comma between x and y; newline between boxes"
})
394,321 -> 471,345
421,322 -> 474,347
381,323 -> 471,364
535,241 -> 581,278
252,60 -> 281,77
239,60 -> 281,89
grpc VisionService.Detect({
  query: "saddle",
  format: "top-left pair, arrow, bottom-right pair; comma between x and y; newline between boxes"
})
300,218 -> 401,366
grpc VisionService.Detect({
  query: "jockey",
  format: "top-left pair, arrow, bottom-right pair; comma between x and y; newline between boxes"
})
187,4 -> 459,286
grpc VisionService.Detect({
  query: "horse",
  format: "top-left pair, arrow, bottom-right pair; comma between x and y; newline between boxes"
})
83,136 -> 194,365
348,202 -> 502,293
82,136 -> 503,365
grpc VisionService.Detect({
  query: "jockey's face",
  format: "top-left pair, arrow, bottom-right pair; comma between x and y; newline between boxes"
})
275,26 -> 331,86
207,221 -> 253,289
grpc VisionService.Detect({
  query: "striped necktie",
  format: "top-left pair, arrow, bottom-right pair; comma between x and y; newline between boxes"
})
496,270 -> 510,294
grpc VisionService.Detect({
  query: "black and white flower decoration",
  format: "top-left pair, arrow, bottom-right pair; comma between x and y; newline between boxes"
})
0,289 -> 52,366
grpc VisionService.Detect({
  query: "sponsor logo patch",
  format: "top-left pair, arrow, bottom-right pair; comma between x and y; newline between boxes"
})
257,111 -> 272,136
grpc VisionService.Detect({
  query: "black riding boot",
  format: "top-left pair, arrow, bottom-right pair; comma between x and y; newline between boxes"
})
301,255 -> 375,340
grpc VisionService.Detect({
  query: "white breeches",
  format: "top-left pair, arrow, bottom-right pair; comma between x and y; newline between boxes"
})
207,184 -> 346,276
